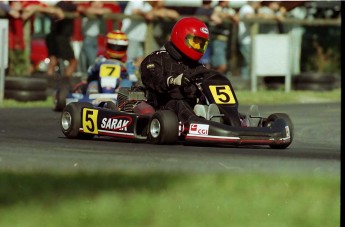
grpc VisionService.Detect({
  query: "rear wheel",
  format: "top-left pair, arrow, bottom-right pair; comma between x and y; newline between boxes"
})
148,110 -> 179,144
264,113 -> 294,149
61,102 -> 94,139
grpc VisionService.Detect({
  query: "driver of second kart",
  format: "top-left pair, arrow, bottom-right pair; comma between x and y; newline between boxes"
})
140,17 -> 211,123
86,30 -> 134,94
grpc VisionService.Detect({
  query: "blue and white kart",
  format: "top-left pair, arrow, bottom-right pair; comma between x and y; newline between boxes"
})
53,58 -> 135,111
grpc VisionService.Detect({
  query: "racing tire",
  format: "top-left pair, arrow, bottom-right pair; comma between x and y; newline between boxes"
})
294,83 -> 335,91
5,76 -> 48,91
4,90 -> 47,102
264,113 -> 294,149
147,110 -> 179,145
61,102 -> 95,139
53,86 -> 70,112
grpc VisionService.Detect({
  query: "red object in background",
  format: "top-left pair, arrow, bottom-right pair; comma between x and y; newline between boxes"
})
71,2 -> 122,42
8,1 -> 48,50
30,38 -> 49,68
30,1 -> 123,72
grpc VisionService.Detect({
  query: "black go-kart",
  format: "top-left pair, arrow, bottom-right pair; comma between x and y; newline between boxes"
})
60,71 -> 294,149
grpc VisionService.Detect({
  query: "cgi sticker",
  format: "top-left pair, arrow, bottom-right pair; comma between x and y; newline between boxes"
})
189,124 -> 209,135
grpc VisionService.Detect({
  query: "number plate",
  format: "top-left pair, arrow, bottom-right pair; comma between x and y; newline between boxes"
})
99,64 -> 121,78
82,108 -> 99,134
209,85 -> 236,104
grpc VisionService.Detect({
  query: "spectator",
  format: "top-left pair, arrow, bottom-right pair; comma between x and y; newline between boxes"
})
194,0 -> 217,69
6,1 -> 62,76
237,1 -> 261,80
45,1 -> 78,78
121,0 -> 178,82
78,0 -> 112,73
150,0 -> 180,50
140,17 -> 210,124
121,0 -> 154,67
210,0 -> 238,74
258,1 -> 287,34
286,4 -> 307,76
0,2 -> 20,18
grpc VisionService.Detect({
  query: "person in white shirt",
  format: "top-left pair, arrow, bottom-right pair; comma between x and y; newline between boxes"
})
121,0 -> 153,66
237,1 -> 261,80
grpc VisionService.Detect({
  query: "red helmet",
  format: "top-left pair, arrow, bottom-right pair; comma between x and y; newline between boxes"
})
106,30 -> 128,59
170,17 -> 209,61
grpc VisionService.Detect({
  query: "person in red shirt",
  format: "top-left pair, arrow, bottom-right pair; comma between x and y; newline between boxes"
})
7,1 -> 62,76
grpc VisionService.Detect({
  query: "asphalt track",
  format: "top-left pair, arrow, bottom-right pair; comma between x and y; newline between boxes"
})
0,102 -> 340,175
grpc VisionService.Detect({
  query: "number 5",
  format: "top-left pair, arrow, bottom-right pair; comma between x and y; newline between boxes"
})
82,108 -> 98,134
209,85 -> 236,104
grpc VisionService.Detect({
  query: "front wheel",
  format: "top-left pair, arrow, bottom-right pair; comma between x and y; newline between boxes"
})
61,102 -> 95,139
53,86 -> 69,112
147,110 -> 179,144
264,113 -> 294,149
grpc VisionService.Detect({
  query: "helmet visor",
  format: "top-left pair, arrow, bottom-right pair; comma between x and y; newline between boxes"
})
185,35 -> 208,54
106,43 -> 127,52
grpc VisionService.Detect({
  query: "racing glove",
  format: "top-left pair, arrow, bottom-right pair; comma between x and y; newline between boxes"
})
167,73 -> 190,87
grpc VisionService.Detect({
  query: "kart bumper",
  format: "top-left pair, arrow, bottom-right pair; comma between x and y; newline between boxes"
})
183,118 -> 291,146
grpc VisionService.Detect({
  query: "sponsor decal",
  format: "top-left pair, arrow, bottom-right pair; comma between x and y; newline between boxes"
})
101,116 -> 132,131
200,27 -> 209,34
189,124 -> 209,135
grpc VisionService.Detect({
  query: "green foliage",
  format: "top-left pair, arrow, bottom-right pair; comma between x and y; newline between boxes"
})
305,42 -> 340,74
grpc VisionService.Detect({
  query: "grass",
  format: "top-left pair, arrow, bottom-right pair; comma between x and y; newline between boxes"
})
0,171 -> 340,227
237,88 -> 341,104
0,89 -> 341,108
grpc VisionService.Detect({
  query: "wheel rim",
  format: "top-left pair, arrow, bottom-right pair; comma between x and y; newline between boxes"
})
61,112 -> 72,130
150,119 -> 161,138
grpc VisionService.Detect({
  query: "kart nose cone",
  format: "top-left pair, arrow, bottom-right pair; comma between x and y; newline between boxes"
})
61,112 -> 72,130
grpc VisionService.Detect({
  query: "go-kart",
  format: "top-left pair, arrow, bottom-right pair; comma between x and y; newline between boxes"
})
60,71 -> 294,149
53,62 -> 126,111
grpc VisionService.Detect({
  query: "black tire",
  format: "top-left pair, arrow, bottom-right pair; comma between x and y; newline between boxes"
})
4,89 -> 47,102
294,73 -> 337,84
53,86 -> 70,112
264,113 -> 294,149
60,102 -> 95,139
294,83 -> 335,91
5,76 -> 47,91
147,110 -> 179,144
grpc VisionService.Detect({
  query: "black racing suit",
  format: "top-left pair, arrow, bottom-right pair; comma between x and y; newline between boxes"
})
140,41 -> 208,123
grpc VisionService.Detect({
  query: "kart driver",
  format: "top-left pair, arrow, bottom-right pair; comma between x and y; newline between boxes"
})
87,30 -> 134,94
140,17 -> 211,123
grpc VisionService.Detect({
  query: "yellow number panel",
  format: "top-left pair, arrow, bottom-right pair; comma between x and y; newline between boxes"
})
99,64 -> 121,78
209,85 -> 236,104
82,108 -> 99,134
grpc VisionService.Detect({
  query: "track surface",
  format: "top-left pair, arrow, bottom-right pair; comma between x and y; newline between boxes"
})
0,103 -> 340,175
